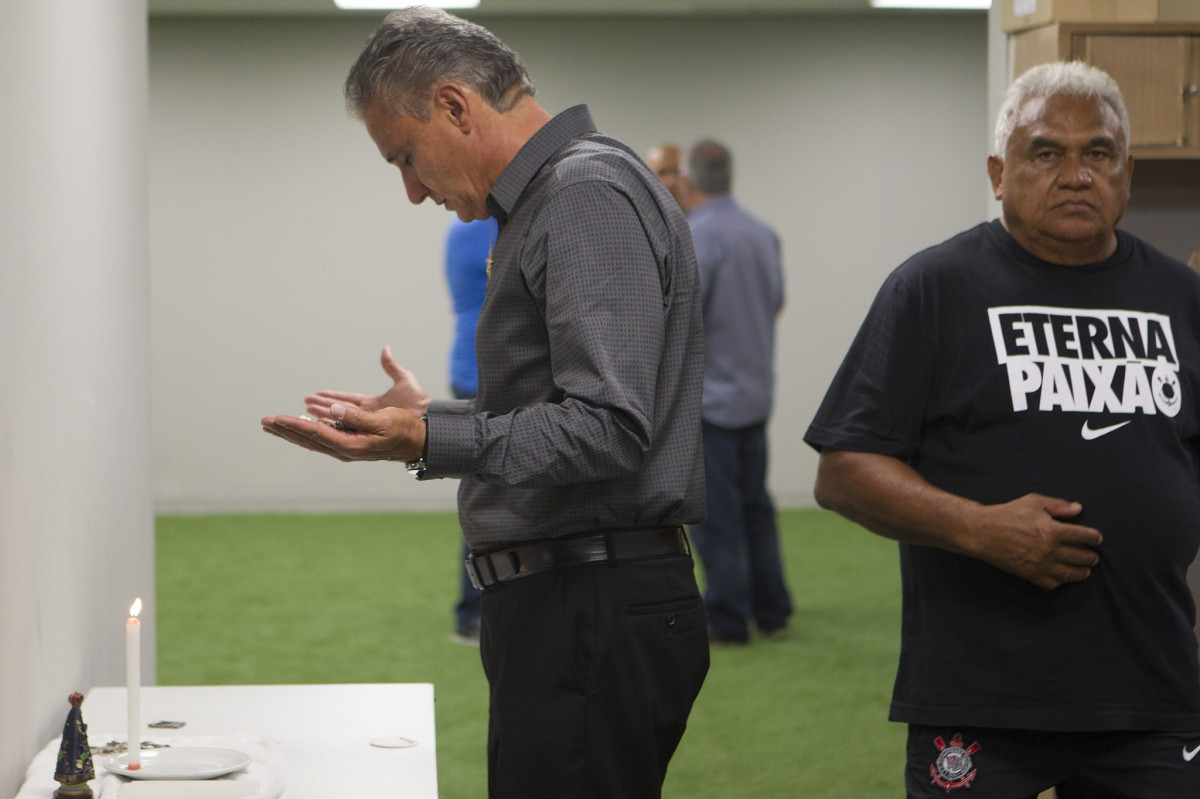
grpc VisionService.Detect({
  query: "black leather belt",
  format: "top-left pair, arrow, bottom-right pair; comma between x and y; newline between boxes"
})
465,526 -> 688,590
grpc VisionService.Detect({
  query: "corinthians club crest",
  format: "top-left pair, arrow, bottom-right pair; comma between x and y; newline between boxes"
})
930,733 -> 981,792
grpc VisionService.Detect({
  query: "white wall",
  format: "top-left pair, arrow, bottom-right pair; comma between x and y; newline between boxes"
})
0,2 -> 156,797
148,11 -> 991,514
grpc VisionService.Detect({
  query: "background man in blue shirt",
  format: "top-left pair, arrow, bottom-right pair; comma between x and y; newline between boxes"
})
443,216 -> 493,643
682,139 -> 792,645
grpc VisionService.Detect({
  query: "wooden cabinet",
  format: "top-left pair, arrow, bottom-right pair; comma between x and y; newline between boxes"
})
1012,23 -> 1200,159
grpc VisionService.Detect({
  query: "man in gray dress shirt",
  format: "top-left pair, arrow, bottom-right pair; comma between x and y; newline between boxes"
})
261,8 -> 709,799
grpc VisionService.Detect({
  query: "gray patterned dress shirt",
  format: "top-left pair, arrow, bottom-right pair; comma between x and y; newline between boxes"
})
422,105 -> 706,550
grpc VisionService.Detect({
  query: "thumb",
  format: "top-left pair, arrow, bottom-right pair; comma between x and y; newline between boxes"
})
1043,497 -> 1083,520
330,402 -> 368,432
380,346 -> 404,383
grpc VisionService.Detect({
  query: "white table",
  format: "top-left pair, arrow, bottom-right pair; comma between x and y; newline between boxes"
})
18,684 -> 438,798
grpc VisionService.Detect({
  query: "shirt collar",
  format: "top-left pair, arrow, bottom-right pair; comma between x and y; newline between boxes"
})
686,193 -> 734,220
486,104 -> 597,225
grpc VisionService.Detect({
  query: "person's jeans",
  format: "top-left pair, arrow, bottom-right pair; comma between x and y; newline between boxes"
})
689,420 -> 792,641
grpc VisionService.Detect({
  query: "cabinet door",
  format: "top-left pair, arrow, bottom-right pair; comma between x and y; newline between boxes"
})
1077,35 -> 1192,149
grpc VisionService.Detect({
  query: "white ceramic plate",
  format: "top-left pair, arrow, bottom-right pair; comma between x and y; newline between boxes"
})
105,747 -> 252,780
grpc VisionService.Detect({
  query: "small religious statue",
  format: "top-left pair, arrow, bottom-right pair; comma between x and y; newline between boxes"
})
54,692 -> 95,799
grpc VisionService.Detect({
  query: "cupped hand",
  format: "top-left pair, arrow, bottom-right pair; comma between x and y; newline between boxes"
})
305,346 -> 431,422
969,494 -> 1103,590
261,402 -> 425,464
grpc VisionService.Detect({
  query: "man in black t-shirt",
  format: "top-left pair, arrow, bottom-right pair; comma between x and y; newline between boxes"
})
806,61 -> 1200,799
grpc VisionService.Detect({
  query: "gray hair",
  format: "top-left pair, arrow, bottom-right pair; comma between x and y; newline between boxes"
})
992,61 -> 1130,157
344,6 -> 534,122
686,139 -> 732,195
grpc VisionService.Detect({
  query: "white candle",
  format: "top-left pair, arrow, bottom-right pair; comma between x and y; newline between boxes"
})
127,597 -> 142,769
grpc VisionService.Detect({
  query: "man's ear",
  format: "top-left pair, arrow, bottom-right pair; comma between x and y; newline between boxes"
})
986,155 -> 1004,200
432,83 -> 472,132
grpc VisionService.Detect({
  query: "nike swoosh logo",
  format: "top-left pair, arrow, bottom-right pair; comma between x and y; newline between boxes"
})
1081,420 -> 1131,440
1186,744 -> 1200,762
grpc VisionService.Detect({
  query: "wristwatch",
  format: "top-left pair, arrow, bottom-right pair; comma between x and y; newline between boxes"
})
405,414 -> 428,475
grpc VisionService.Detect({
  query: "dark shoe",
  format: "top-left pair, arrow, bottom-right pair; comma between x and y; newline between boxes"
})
451,619 -> 480,646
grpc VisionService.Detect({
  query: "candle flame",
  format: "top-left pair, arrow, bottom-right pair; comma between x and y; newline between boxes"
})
129,597 -> 142,618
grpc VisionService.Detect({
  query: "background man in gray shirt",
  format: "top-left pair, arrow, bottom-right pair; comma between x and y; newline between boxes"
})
682,140 -> 792,645
262,9 -> 709,798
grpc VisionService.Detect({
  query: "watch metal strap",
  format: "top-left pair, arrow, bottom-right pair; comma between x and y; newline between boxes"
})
405,414 -> 429,474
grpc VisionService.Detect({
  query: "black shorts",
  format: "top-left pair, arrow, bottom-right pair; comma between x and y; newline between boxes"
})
905,724 -> 1200,799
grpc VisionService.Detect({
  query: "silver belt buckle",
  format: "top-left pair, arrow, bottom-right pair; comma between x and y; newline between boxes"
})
465,557 -> 484,591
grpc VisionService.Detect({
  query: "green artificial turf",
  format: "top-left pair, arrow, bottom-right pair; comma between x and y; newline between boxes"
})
156,508 -> 906,798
